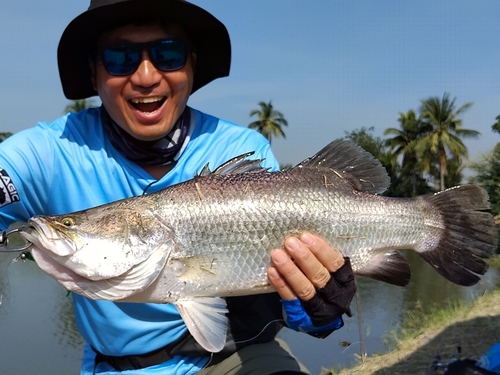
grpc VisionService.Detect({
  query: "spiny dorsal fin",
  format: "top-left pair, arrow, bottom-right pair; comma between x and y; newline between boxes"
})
295,139 -> 390,194
196,152 -> 268,177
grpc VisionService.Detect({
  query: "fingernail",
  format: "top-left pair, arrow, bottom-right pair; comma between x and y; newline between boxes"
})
300,233 -> 313,245
273,250 -> 288,264
286,237 -> 300,250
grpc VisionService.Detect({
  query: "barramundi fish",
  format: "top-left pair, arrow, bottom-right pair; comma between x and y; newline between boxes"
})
17,139 -> 498,352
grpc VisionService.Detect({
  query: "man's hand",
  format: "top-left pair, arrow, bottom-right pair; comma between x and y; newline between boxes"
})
267,232 -> 345,301
268,232 -> 356,327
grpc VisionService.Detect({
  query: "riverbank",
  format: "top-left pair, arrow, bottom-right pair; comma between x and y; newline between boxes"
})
326,286 -> 500,374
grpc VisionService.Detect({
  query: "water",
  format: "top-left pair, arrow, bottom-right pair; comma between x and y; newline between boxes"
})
1,251 -> 498,375
284,252 -> 500,374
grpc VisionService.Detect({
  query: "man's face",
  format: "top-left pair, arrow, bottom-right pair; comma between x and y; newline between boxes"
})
92,23 -> 195,141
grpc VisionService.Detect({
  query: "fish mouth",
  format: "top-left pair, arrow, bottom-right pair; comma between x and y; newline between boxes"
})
21,217 -> 78,257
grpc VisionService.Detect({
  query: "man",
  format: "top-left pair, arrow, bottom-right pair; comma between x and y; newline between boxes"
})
0,1 -> 356,373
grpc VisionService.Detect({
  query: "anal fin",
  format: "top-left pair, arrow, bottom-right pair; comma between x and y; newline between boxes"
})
356,250 -> 411,286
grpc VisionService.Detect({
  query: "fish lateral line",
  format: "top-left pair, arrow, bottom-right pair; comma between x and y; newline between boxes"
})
336,235 -> 367,240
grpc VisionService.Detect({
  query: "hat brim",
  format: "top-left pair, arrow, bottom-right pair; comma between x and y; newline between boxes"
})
58,0 -> 231,99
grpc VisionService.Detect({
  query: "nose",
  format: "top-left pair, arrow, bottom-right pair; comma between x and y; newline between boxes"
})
129,50 -> 162,88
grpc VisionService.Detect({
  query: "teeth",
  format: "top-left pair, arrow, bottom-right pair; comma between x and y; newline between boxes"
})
131,96 -> 163,104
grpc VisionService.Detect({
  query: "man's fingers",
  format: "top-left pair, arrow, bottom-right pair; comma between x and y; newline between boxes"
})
283,236 -> 331,290
299,233 -> 345,273
268,233 -> 346,301
267,265 -> 296,301
269,249 -> 316,301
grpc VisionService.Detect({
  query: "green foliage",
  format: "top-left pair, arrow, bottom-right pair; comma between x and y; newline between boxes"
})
63,99 -> 97,114
341,93 -> 477,197
384,111 -> 434,197
459,137 -> 500,252
343,127 -> 433,197
249,101 -> 288,145
492,115 -> 500,134
279,163 -> 293,171
415,93 -> 478,191
0,132 -> 12,142
380,93 -> 477,195
250,93 -> 486,202
469,143 -> 500,216
344,126 -> 386,159
434,157 -> 463,189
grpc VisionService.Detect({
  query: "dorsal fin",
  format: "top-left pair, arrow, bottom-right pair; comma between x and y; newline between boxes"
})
295,139 -> 390,194
196,152 -> 268,177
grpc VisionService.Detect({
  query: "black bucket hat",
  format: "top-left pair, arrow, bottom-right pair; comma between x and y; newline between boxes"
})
58,0 -> 231,99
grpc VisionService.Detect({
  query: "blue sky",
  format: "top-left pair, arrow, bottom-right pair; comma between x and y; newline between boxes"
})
1,1 -> 499,168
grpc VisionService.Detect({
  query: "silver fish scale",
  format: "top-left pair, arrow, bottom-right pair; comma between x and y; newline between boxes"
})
149,169 -> 433,297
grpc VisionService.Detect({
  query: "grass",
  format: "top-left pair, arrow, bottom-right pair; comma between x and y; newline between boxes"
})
324,284 -> 500,374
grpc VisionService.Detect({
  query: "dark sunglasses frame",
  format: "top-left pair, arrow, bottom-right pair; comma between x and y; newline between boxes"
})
95,38 -> 190,76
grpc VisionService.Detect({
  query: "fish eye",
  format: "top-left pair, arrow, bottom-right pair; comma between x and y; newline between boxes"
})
61,218 -> 75,227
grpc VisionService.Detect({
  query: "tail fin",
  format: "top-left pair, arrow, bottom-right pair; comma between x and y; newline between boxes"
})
418,185 -> 498,286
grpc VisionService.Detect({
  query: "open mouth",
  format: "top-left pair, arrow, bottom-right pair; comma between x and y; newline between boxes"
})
23,217 -> 78,257
130,96 -> 166,113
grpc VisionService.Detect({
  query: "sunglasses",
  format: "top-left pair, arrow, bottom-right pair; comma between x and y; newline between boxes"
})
96,39 -> 189,76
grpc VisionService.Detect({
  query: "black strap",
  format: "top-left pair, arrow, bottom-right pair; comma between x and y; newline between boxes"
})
93,331 -> 191,371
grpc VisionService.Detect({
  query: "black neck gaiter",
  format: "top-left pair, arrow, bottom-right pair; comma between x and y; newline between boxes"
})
101,106 -> 190,166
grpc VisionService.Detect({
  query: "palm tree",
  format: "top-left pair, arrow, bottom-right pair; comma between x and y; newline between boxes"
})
249,101 -> 288,144
414,93 -> 478,191
0,132 -> 12,143
469,143 -> 500,216
63,99 -> 97,114
384,110 -> 429,196
492,115 -> 500,135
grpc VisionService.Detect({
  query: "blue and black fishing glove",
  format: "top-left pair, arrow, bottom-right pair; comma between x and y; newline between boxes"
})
283,257 -> 356,338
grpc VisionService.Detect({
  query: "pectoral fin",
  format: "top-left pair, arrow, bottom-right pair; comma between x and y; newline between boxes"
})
78,246 -> 169,300
175,297 -> 229,352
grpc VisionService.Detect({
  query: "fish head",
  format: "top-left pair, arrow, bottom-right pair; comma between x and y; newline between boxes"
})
23,215 -> 84,257
20,205 -> 172,282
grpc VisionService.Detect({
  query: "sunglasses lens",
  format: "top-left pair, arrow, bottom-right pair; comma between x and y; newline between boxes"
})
100,39 -> 187,76
150,40 -> 187,71
102,45 -> 140,75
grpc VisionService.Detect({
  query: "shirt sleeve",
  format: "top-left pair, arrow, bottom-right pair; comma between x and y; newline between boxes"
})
281,298 -> 344,337
0,126 -> 55,229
